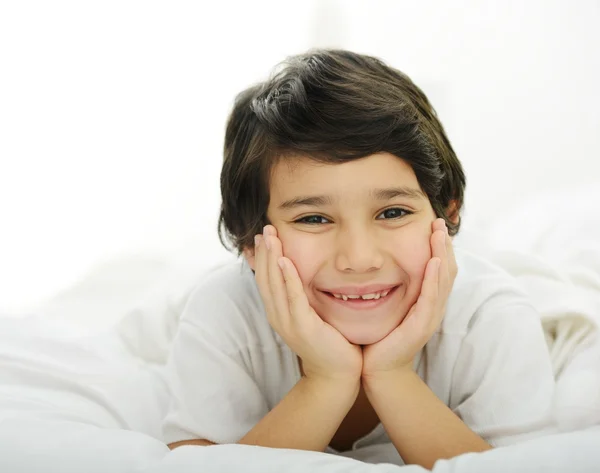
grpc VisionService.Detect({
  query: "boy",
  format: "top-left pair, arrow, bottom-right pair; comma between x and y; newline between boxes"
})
163,50 -> 555,469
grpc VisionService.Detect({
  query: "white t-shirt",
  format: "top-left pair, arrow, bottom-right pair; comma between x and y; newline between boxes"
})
162,248 -> 556,465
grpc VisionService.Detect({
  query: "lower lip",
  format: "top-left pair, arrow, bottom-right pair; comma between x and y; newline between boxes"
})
320,286 -> 400,310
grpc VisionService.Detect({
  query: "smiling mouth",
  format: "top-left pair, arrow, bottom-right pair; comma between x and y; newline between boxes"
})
320,285 -> 400,304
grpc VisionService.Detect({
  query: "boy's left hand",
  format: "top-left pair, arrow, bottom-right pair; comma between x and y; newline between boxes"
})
362,218 -> 457,381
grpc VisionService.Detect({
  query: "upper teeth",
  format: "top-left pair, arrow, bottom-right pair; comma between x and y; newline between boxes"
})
333,289 -> 391,301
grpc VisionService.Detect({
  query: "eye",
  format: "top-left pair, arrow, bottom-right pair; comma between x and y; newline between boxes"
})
295,215 -> 331,225
376,207 -> 412,220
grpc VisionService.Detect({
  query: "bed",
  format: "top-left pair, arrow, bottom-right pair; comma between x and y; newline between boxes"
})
1,185 -> 600,472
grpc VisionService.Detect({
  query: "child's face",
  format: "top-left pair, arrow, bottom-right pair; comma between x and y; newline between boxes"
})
259,152 -> 438,345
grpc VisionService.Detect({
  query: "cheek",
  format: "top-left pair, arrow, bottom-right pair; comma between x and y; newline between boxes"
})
392,226 -> 433,280
278,232 -> 324,286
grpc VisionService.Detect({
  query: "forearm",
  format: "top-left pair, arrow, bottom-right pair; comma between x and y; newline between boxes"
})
168,438 -> 215,449
238,376 -> 359,452
168,376 -> 358,452
364,370 -> 491,470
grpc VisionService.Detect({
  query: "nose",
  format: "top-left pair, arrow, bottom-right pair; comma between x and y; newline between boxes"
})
334,226 -> 384,273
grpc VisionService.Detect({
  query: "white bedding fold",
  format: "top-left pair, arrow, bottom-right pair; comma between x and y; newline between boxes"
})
0,316 -> 170,438
142,430 -> 600,473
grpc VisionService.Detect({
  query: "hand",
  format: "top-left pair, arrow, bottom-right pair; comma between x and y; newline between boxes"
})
254,225 -> 363,384
362,218 -> 457,381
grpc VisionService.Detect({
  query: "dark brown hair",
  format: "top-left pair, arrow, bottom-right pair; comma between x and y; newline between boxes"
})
218,49 -> 466,254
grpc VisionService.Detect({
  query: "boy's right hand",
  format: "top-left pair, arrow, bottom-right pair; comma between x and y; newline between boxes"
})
255,225 -> 362,385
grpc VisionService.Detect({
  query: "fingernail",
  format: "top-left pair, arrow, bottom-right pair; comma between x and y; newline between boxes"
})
264,235 -> 271,250
254,235 -> 261,247
263,225 -> 270,235
278,257 -> 285,270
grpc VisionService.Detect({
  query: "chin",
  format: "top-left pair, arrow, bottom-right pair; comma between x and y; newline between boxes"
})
337,325 -> 394,346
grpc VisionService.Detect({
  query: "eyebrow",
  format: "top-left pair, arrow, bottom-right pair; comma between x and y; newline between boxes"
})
371,186 -> 426,201
278,195 -> 334,210
277,186 -> 426,210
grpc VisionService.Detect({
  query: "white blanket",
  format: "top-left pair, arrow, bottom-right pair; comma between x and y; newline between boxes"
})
1,315 -> 599,473
2,186 -> 600,472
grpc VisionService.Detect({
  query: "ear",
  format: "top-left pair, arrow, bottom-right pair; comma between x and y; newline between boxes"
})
243,246 -> 256,271
446,199 -> 461,225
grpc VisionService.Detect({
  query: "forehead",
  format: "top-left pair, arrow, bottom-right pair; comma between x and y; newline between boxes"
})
269,152 -> 421,198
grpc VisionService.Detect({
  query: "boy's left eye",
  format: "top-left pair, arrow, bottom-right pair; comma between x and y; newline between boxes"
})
376,207 -> 411,220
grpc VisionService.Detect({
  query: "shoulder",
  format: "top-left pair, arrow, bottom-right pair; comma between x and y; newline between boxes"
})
186,259 -> 261,312
442,247 -> 538,334
180,259 -> 276,351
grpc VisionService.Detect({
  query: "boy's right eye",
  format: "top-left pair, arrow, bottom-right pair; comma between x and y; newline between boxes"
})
294,215 -> 330,225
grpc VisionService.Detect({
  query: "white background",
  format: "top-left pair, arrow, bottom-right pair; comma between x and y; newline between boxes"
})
1,0 -> 599,313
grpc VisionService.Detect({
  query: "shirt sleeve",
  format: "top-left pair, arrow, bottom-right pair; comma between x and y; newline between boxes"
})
162,287 -> 269,445
450,302 -> 558,446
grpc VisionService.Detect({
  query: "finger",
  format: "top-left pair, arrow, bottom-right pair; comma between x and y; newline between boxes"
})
254,232 -> 279,325
432,217 -> 446,233
433,217 -> 457,281
439,228 -> 450,288
405,257 -> 440,332
445,232 -> 458,282
264,226 -> 293,327
253,234 -> 267,297
430,219 -> 447,258
411,256 -> 440,315
431,224 -> 453,316
430,227 -> 449,289
277,256 -> 314,322
421,256 -> 441,303
418,257 -> 442,332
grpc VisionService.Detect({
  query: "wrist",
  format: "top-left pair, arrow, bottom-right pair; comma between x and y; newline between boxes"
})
302,374 -> 361,402
362,367 -> 417,393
